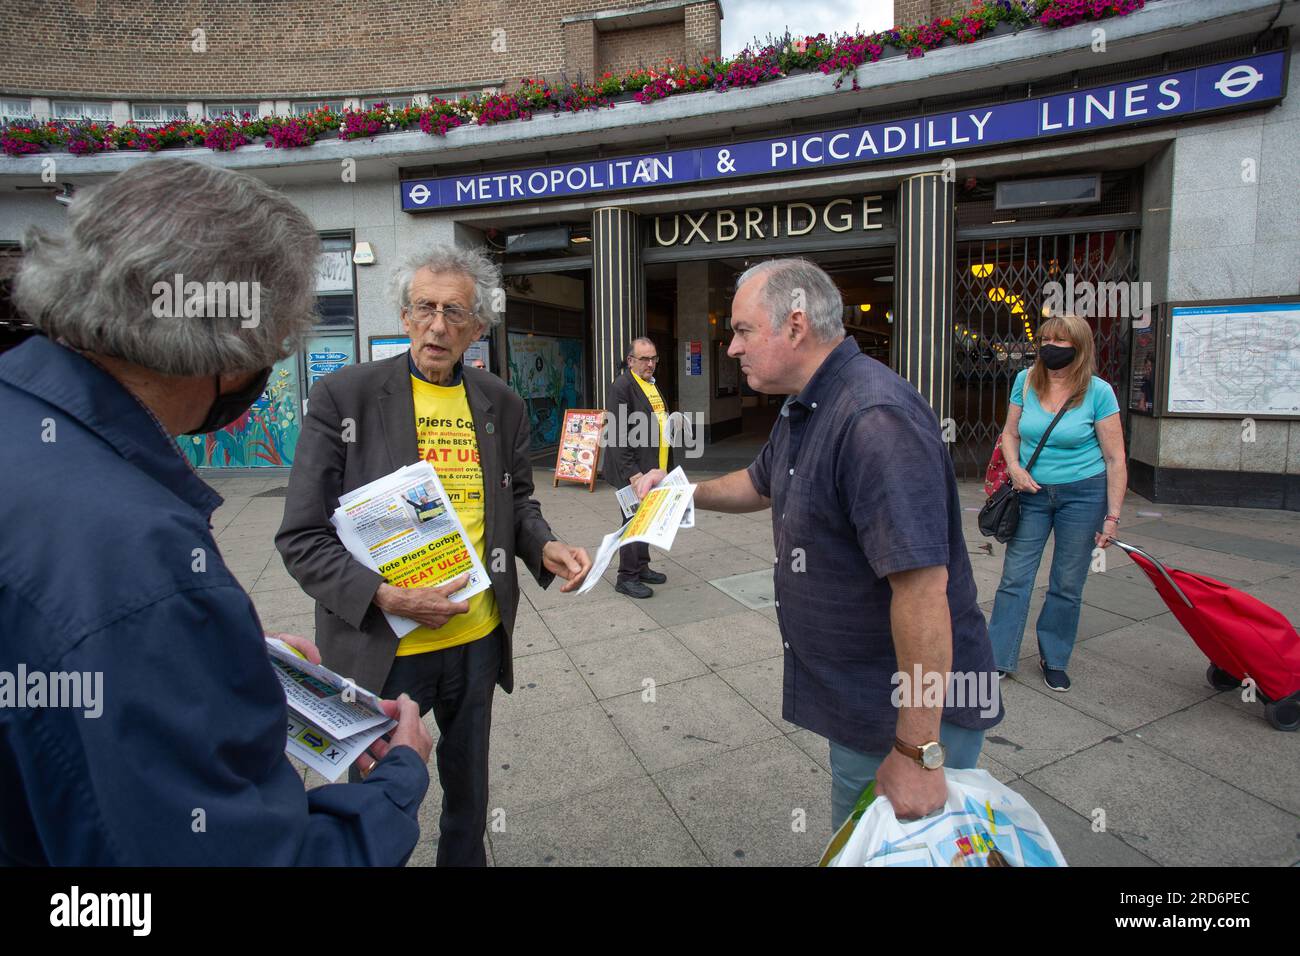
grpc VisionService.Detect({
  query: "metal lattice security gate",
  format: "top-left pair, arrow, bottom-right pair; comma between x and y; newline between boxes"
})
949,230 -> 1139,479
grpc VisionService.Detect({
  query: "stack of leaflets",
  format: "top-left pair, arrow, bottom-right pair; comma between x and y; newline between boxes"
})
329,461 -> 492,638
266,638 -> 395,783
580,470 -> 697,595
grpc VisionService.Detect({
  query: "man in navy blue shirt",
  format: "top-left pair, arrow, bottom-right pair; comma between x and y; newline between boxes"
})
638,259 -> 1001,830
0,159 -> 432,865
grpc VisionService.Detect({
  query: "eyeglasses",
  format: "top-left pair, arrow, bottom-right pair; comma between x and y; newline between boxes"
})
408,301 -> 477,327
634,355 -> 659,364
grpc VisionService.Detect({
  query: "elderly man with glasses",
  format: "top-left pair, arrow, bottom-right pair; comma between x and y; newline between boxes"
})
603,336 -> 675,598
277,246 -> 591,866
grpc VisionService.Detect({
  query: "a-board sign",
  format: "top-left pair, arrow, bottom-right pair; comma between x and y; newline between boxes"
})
554,409 -> 604,491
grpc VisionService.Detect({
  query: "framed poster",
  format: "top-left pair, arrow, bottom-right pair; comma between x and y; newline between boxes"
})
1128,307 -> 1159,415
553,409 -> 604,491
1162,297 -> 1300,418
369,335 -> 410,362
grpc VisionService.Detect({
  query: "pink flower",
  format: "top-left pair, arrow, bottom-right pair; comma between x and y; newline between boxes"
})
793,38 -> 808,54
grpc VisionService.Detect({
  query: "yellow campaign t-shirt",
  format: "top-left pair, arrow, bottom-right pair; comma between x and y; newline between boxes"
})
395,375 -> 500,656
633,373 -> 669,472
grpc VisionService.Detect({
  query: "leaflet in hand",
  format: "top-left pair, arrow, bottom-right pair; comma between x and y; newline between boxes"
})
329,461 -> 491,639
266,637 -> 395,783
580,481 -> 696,595
616,466 -> 695,529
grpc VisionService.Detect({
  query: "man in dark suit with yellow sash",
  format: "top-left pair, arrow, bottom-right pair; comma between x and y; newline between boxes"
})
604,337 -> 675,599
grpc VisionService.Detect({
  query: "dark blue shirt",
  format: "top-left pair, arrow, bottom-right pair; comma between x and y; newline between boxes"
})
0,336 -> 428,865
747,337 -> 1002,753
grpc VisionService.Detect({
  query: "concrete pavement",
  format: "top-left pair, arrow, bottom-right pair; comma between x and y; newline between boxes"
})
211,468 -> 1300,867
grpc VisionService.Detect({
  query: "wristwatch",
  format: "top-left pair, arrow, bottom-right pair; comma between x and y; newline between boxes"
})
894,737 -> 946,770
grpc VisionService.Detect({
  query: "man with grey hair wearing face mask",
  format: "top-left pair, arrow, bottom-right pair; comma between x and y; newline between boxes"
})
0,159 -> 433,866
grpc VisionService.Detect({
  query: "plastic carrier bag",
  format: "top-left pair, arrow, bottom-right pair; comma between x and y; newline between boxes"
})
819,768 -> 1067,867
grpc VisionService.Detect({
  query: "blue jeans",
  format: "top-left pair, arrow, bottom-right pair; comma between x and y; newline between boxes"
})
829,722 -> 985,831
987,473 -> 1108,674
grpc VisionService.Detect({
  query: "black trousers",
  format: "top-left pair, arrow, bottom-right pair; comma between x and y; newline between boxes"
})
616,504 -> 650,583
349,628 -> 501,867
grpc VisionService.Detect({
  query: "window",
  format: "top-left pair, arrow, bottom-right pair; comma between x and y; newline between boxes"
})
205,102 -> 258,120
52,101 -> 112,121
362,96 -> 412,110
430,89 -> 481,104
0,98 -> 32,120
131,103 -> 190,124
292,100 -> 343,115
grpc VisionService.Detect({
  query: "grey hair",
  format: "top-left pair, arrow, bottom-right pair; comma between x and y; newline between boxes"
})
389,244 -> 503,328
626,336 -> 655,360
734,258 -> 845,342
14,158 -> 321,375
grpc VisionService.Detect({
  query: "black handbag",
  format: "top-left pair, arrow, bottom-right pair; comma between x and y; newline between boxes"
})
978,399 -> 1070,542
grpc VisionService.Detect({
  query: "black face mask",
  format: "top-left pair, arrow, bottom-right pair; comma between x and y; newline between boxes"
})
185,366 -> 273,435
1039,345 -> 1077,371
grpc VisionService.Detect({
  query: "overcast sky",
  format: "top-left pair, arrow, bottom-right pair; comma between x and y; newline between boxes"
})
720,0 -> 896,55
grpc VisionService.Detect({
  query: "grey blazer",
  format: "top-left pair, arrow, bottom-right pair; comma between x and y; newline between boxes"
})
275,352 -> 557,695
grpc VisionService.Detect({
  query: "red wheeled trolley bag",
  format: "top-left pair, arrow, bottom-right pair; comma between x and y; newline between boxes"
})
1113,541 -> 1300,732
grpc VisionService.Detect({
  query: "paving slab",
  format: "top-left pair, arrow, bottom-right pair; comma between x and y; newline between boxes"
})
668,546 -> 773,580
491,648 -> 596,724
715,657 -> 799,734
1007,779 -> 1158,867
1083,616 -> 1225,697
636,581 -> 749,628
488,777 -> 708,867
653,736 -> 833,866
1079,572 -> 1176,621
669,610 -> 784,670
1025,735 -> 1300,867
708,569 -> 777,610
981,677 -> 1119,775
489,703 -> 644,815
787,729 -> 832,773
601,672 -> 782,774
567,628 -> 709,700
510,606 -> 561,657
540,595 -> 659,647
1135,697 -> 1300,817
1012,644 -> 1215,732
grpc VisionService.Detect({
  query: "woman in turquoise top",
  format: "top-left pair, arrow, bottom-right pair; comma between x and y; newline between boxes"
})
988,315 -> 1128,692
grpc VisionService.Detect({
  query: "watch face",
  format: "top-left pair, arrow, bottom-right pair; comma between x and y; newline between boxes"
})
921,742 -> 946,770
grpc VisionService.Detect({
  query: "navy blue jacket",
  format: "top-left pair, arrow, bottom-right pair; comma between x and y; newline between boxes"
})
0,336 -> 428,865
